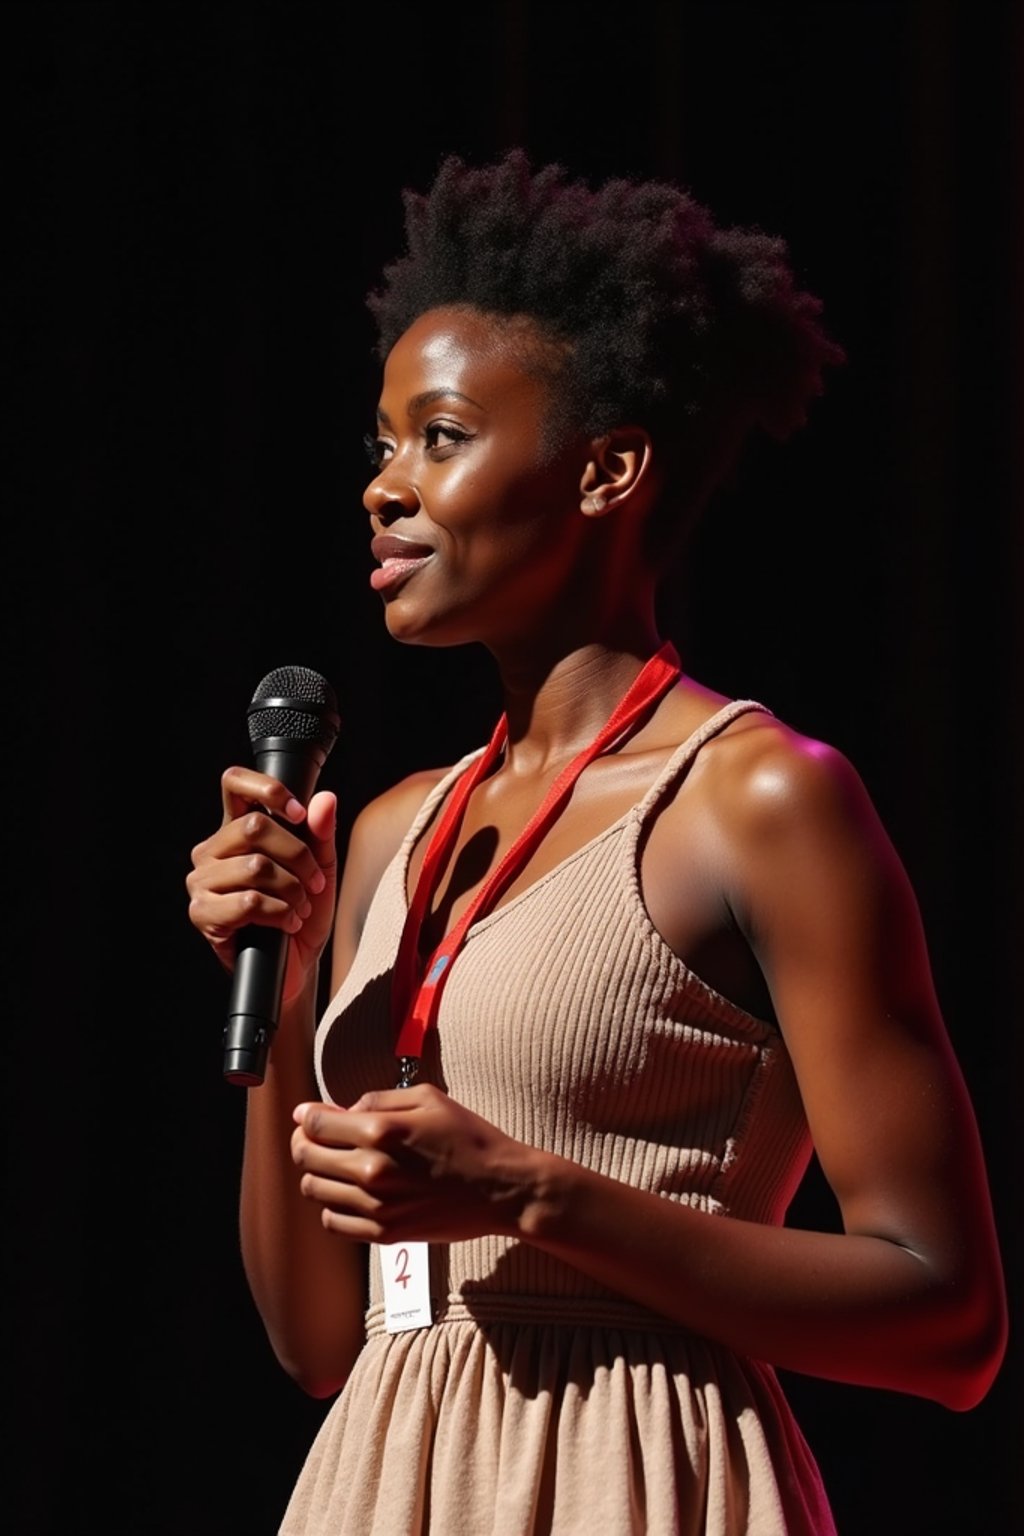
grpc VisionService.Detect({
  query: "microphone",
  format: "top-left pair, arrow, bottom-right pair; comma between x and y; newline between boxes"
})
223,664 -> 340,1088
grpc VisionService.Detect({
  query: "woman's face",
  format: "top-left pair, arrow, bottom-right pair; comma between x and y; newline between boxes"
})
363,305 -> 591,648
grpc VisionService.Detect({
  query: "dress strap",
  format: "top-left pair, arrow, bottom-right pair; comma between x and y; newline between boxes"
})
634,698 -> 774,820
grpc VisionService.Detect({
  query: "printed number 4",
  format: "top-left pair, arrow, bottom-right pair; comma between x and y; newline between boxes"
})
393,1248 -> 411,1289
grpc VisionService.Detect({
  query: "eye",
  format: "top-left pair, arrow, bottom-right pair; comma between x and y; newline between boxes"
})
363,432 -> 392,469
424,422 -> 474,456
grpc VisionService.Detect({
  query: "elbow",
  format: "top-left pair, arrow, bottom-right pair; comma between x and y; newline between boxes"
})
937,1317 -> 1008,1414
269,1339 -> 351,1400
290,1366 -> 349,1401
931,1361 -> 1004,1415
918,1277 -> 1009,1413
263,1322 -> 362,1402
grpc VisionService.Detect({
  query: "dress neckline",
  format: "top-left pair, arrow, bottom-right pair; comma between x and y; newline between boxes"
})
398,696 -> 771,939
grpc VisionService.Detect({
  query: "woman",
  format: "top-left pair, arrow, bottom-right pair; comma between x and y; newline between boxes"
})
187,150 -> 1007,1534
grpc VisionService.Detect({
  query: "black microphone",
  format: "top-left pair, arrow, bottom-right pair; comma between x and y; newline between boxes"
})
223,664 -> 340,1088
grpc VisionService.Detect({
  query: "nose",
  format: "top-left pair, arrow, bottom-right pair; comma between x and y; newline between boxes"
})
363,465 -> 419,524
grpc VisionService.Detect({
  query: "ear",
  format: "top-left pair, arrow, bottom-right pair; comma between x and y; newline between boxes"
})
578,427 -> 654,516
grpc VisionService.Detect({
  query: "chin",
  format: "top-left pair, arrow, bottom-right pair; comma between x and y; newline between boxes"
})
383,608 -> 466,649
381,594 -> 482,650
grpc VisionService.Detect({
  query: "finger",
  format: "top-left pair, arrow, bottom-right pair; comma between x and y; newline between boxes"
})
218,765 -> 308,827
191,847 -> 314,907
320,1212 -> 389,1242
293,1103 -> 411,1157
189,883 -> 310,944
295,1143 -> 404,1197
319,1198 -> 425,1244
298,1172 -> 390,1217
293,1102 -> 386,1148
292,1127 -> 411,1206
293,1100 -> 350,1131
346,1085 -> 439,1114
191,809 -> 327,897
298,1173 -> 422,1245
186,838 -> 318,945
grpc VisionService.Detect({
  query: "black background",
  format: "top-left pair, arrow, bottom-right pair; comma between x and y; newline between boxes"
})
5,4 -> 1022,1533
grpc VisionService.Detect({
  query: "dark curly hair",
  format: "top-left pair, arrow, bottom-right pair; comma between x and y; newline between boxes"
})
367,149 -> 845,548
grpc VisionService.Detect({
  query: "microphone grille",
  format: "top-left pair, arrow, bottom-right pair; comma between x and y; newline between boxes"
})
247,665 -> 340,753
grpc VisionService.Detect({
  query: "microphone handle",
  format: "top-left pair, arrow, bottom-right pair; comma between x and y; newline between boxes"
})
222,740 -> 327,1088
222,931 -> 288,1087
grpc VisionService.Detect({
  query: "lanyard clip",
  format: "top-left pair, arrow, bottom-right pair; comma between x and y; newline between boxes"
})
396,1056 -> 420,1089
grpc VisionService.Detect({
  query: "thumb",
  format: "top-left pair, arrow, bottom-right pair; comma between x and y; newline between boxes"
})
305,790 -> 338,863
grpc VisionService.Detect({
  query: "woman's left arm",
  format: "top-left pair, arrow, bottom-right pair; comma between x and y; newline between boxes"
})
290,733 -> 1008,1409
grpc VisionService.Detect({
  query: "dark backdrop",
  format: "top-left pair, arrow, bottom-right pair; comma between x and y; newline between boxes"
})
5,4 -> 1021,1533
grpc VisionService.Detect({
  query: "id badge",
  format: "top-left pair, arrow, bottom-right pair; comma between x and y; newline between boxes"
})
380,1240 -> 433,1333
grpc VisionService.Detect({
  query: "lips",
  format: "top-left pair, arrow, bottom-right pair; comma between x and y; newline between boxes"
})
369,534 -> 435,593
371,534 -> 435,562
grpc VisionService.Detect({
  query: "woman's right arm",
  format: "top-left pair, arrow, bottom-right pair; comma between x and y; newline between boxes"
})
238,960 -> 365,1399
187,765 -> 441,1398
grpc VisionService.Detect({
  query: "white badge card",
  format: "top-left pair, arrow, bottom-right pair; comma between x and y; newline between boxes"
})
380,1241 -> 433,1333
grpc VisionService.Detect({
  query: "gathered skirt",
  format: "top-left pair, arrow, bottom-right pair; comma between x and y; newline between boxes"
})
279,1297 -> 836,1536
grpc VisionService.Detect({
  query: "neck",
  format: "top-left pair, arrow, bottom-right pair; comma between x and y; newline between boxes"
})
488,618 -> 669,776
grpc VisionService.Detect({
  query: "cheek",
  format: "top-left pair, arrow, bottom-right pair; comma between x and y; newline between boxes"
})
442,454 -> 578,541
434,460 -> 488,522
423,476 -> 536,577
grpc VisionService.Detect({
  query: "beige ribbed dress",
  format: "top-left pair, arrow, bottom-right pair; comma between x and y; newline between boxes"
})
282,700 -> 838,1535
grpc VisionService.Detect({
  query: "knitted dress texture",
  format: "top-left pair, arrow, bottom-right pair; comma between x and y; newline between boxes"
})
280,700 -> 837,1536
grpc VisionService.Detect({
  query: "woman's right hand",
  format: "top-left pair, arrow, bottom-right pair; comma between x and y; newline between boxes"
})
186,766 -> 338,1004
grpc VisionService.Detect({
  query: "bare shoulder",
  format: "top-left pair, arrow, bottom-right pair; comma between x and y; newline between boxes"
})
686,706 -> 925,996
692,706 -> 884,849
346,765 -> 454,875
330,763 -> 456,991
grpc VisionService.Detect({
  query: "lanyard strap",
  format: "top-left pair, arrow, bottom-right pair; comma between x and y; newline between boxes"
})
392,642 -> 682,1076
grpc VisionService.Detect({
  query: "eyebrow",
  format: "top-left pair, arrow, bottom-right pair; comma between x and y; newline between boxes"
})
376,388 -> 485,425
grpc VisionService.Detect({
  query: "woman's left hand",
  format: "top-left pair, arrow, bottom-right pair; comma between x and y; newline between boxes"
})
291,1085 -> 538,1245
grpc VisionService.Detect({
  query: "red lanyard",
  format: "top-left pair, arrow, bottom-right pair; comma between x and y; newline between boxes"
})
391,643 -> 682,1083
